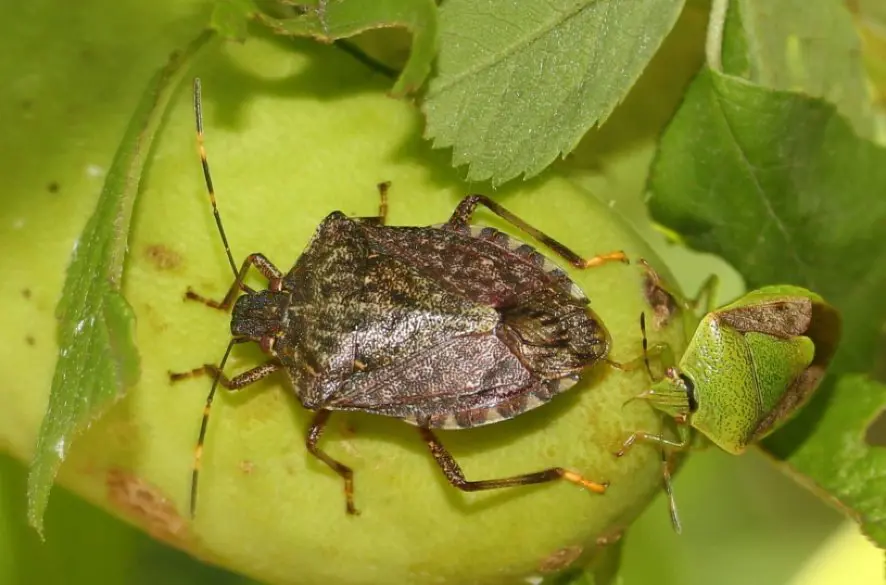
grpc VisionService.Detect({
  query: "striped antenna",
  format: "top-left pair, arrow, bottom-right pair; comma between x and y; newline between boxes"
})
194,78 -> 239,280
189,340 -> 235,518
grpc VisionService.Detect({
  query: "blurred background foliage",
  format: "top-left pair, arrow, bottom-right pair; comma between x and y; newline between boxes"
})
0,0 -> 882,583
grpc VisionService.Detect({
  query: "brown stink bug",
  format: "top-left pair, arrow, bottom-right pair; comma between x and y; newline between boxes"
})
171,79 -> 630,518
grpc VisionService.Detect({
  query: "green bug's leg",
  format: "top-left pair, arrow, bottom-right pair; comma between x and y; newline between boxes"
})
614,430 -> 687,456
614,420 -> 691,458
690,273 -> 720,314
660,447 -> 682,534
616,419 -> 689,534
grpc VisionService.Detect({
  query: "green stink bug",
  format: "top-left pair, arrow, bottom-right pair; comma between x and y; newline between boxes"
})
616,261 -> 841,529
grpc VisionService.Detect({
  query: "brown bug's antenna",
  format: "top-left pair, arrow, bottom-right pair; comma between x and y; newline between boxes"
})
194,78 -> 239,280
190,339 -> 236,518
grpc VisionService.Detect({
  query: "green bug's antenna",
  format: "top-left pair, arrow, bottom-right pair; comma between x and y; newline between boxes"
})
640,312 -> 683,534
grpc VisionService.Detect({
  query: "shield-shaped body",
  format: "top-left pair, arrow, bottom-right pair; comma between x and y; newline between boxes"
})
246,212 -> 610,430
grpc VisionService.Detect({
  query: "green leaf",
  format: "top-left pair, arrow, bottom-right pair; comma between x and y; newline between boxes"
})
761,375 -> 886,546
647,2 -> 886,548
851,0 -> 886,142
26,31 -> 214,537
210,0 -> 257,40
255,0 -> 438,96
423,0 -> 685,186
647,69 -> 886,376
728,0 -> 873,138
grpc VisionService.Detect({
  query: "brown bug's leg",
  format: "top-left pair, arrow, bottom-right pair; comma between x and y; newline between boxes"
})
189,79 -> 284,311
418,427 -> 608,495
175,338 -> 280,518
306,410 -> 358,515
357,181 -> 391,226
185,253 -> 284,311
168,360 -> 279,387
446,194 -> 628,269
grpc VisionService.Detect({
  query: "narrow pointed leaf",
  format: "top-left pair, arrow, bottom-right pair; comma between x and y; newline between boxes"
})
26,31 -> 214,536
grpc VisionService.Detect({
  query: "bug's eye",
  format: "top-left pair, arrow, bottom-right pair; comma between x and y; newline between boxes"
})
680,373 -> 698,412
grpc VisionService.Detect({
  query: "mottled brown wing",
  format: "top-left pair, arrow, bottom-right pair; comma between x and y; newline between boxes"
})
357,222 -> 608,380
349,249 -> 500,372
323,332 -> 571,429
357,223 -> 582,308
717,298 -> 812,338
280,215 -> 507,410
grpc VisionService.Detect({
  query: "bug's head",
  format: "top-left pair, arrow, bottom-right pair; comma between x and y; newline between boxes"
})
231,290 -> 291,355
629,367 -> 697,419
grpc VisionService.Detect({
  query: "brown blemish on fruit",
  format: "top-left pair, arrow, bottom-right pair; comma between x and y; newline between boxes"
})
339,420 -> 357,439
143,244 -> 182,271
338,420 -> 362,458
22,288 -> 32,300
25,335 -> 35,346
140,303 -> 169,334
106,469 -> 187,545
538,544 -> 583,573
47,181 -> 60,194
643,270 -> 678,329
595,528 -> 624,547
239,460 -> 255,474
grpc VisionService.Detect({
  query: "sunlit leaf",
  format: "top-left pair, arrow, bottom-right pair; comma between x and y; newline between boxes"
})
423,0 -> 685,185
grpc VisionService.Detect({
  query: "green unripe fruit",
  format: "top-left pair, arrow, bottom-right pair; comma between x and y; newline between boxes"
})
6,35 -> 691,585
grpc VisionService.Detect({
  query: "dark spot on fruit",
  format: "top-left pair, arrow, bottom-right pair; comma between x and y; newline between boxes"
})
25,335 -> 35,346
47,181 -> 59,194
22,288 -> 32,300
144,244 -> 182,271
